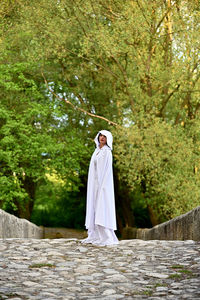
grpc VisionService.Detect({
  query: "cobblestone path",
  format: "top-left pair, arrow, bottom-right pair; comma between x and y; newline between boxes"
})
0,238 -> 200,299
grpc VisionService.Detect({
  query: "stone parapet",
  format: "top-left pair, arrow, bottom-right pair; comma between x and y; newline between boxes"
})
122,205 -> 200,241
0,209 -> 43,238
1,205 -> 200,240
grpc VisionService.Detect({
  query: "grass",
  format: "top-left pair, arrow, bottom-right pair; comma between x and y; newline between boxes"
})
124,288 -> 153,297
170,265 -> 194,279
178,269 -> 193,275
142,290 -> 153,296
171,265 -> 184,269
169,274 -> 182,279
154,283 -> 168,288
29,263 -> 56,269
120,269 -> 126,273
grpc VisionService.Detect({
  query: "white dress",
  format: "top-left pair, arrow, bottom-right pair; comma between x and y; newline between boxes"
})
82,130 -> 118,246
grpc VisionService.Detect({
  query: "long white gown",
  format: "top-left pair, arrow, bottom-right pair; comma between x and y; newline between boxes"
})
82,130 -> 118,246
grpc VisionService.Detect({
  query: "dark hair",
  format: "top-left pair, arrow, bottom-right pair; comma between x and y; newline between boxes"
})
98,133 -> 107,145
97,133 -> 101,143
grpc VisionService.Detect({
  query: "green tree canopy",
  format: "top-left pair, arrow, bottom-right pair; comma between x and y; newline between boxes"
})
1,0 -> 200,228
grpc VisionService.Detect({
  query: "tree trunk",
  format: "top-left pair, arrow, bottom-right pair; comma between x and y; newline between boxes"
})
147,204 -> 159,226
113,169 -> 135,234
17,176 -> 36,220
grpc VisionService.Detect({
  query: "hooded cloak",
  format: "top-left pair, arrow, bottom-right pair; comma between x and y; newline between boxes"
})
85,130 -> 117,231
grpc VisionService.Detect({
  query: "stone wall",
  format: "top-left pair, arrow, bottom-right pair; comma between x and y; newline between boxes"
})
0,209 -> 43,238
1,205 -> 200,240
122,205 -> 200,241
0,209 -> 87,239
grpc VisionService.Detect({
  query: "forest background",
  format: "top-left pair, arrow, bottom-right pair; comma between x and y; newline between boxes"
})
0,0 -> 200,235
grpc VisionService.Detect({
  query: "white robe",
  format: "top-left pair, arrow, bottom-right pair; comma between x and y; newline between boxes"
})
83,130 -> 118,246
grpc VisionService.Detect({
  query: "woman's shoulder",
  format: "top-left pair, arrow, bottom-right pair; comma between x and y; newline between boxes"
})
101,145 -> 112,155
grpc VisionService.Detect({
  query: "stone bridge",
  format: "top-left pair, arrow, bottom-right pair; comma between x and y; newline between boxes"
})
0,238 -> 200,299
0,208 -> 200,299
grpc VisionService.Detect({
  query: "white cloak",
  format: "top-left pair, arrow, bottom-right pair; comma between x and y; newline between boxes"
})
85,130 -> 117,231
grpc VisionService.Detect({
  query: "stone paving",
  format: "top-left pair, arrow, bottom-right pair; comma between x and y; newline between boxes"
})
0,238 -> 200,300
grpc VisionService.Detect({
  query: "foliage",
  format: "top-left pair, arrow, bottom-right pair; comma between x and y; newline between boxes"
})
114,118 -> 200,221
0,60 -> 89,218
0,0 -> 200,226
30,178 -> 86,228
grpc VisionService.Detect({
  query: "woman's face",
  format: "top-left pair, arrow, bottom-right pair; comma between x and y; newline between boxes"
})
99,133 -> 107,146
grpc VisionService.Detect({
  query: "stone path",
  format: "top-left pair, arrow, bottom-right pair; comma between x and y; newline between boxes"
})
0,239 -> 200,299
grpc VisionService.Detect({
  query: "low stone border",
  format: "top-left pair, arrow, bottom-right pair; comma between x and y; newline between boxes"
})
122,205 -> 200,241
0,209 -> 87,239
0,209 -> 43,238
1,205 -> 200,240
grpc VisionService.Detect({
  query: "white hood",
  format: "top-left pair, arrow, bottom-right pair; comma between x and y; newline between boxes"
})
94,130 -> 113,150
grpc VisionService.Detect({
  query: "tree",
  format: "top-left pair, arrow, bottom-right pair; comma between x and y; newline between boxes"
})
1,0 -> 200,226
0,61 -> 89,218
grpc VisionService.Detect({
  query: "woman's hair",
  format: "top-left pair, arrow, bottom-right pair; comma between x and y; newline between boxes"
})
98,133 -> 107,144
97,133 -> 101,143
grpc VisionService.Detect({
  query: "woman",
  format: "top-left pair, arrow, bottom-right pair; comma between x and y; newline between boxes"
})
82,130 -> 118,246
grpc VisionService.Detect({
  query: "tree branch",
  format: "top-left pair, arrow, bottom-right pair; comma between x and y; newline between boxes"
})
60,61 -> 86,106
42,72 -> 121,128
135,0 -> 150,28
70,0 -> 89,37
158,84 -> 180,117
155,4 -> 173,32
110,54 -> 135,112
65,47 -> 120,81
